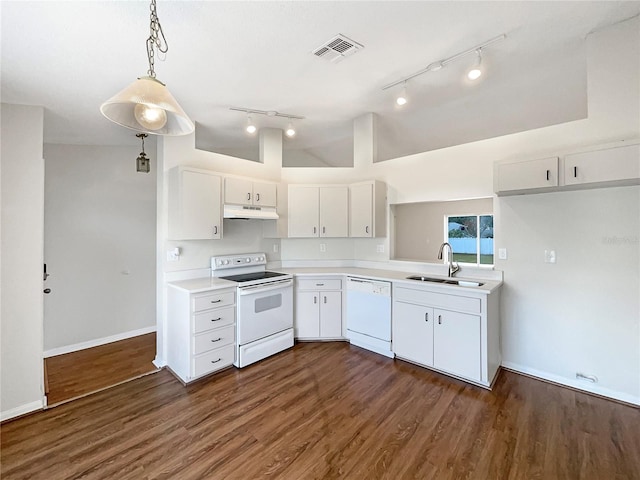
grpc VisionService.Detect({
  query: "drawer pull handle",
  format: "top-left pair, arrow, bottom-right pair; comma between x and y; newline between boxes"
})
211,299 -> 222,304
211,358 -> 222,364
314,296 -> 317,304
256,193 -> 260,202
573,166 -> 578,178
316,283 -> 324,286
546,169 -> 550,181
323,296 -> 327,304
211,317 -> 222,322
211,337 -> 222,342
365,226 -> 369,234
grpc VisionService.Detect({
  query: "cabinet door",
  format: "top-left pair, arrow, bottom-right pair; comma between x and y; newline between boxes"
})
253,181 -> 277,207
319,291 -> 342,337
495,157 -> 558,193
288,186 -> 319,237
171,169 -> 222,240
433,309 -> 481,381
319,186 -> 348,237
564,144 -> 640,186
225,177 -> 253,205
392,301 -> 434,366
350,183 -> 373,237
295,291 -> 320,337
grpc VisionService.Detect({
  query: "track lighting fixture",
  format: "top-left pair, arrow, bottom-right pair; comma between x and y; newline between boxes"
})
136,133 -> 150,173
396,82 -> 408,106
467,49 -> 483,80
382,34 -> 506,103
100,0 -> 194,136
246,114 -> 257,134
230,107 -> 304,137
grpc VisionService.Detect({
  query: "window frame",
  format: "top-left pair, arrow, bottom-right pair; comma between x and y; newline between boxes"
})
443,213 -> 494,267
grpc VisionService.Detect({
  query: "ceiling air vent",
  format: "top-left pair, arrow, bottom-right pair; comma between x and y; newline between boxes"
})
312,34 -> 363,63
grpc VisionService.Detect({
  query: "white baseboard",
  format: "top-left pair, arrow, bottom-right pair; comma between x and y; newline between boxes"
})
1,399 -> 44,422
44,326 -> 157,358
501,361 -> 640,406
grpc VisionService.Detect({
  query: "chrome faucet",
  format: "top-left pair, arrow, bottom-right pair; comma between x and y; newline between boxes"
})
438,242 -> 460,277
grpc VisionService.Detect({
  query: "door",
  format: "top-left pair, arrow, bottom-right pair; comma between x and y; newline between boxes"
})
496,157 -> 558,193
392,301 -> 434,367
349,183 -> 373,237
288,186 -> 319,237
253,181 -> 277,207
319,186 -> 348,237
564,144 -> 640,186
181,170 -> 222,239
224,177 -> 253,205
433,309 -> 481,381
237,281 -> 293,345
319,291 -> 342,337
295,291 -> 320,337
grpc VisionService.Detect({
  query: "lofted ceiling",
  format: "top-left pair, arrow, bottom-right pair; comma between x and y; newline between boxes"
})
2,1 -> 639,167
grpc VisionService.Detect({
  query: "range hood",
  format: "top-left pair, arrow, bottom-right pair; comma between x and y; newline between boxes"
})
223,204 -> 279,220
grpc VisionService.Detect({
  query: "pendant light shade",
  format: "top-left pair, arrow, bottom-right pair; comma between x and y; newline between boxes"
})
100,76 -> 194,136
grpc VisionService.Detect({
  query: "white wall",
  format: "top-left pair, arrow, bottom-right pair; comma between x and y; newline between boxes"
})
1,104 -> 46,420
42,144 -> 157,354
157,17 -> 639,403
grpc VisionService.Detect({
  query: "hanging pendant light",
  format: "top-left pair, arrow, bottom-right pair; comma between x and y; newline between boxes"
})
100,0 -> 194,136
136,133 -> 151,173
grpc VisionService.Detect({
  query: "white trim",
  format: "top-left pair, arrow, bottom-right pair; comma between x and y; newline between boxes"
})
43,326 -> 156,358
502,361 -> 640,406
1,399 -> 44,422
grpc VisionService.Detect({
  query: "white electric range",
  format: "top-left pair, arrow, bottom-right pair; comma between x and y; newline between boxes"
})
211,253 -> 293,368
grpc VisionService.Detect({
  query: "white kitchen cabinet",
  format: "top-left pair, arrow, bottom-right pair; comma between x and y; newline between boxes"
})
349,180 -> 387,238
167,286 -> 236,383
295,277 -> 343,340
392,283 -> 500,388
563,143 -> 640,187
433,309 -> 481,382
494,156 -> 559,195
225,177 -> 277,207
392,301 -> 434,367
168,166 -> 222,240
288,186 -> 348,238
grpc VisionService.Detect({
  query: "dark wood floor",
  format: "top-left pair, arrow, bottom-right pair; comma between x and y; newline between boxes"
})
44,332 -> 157,405
3,342 -> 639,479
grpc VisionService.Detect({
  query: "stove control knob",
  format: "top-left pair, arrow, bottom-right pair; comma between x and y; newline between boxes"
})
246,257 -> 251,263
260,256 -> 265,262
254,257 -> 260,262
223,260 -> 229,265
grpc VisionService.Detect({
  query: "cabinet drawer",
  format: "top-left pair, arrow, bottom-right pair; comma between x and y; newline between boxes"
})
297,278 -> 342,291
193,290 -> 235,312
394,287 -> 481,314
194,306 -> 235,334
193,344 -> 235,378
193,324 -> 235,355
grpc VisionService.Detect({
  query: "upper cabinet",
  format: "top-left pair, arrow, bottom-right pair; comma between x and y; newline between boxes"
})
495,142 -> 640,196
168,166 -> 222,240
350,181 -> 387,238
563,144 -> 640,187
288,186 -> 348,238
225,177 -> 277,207
494,157 -> 559,195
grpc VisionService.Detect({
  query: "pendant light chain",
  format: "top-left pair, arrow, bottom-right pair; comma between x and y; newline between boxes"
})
146,0 -> 168,79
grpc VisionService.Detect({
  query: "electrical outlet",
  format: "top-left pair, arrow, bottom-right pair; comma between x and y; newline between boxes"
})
167,248 -> 180,262
273,244 -> 279,253
376,244 -> 385,253
498,248 -> 507,260
320,243 -> 326,253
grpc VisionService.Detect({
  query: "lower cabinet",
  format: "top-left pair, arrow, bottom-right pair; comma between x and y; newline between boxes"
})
295,277 -> 343,340
392,284 -> 499,387
167,286 -> 236,383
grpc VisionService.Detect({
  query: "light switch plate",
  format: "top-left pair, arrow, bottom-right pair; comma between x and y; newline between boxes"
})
376,244 -> 384,253
498,248 -> 507,260
320,243 -> 326,252
544,250 -> 556,264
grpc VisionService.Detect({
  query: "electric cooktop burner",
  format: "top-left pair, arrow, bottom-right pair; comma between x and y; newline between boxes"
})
220,271 -> 288,283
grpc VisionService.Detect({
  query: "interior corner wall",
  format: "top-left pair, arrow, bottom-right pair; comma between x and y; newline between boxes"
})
1,104 -> 46,420
43,144 -> 157,352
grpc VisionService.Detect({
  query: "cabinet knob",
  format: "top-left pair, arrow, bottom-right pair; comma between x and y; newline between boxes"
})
43,288 -> 51,294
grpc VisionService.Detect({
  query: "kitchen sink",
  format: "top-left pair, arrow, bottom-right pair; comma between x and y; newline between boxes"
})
406,275 -> 484,287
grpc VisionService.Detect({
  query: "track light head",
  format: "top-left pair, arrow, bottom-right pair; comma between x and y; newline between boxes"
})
285,119 -> 296,137
396,83 -> 408,106
467,49 -> 483,80
246,114 -> 257,134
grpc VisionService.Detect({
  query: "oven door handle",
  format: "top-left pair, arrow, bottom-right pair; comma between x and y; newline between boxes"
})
239,279 -> 293,295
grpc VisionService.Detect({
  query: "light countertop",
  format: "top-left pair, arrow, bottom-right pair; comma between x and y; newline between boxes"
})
167,277 -> 237,294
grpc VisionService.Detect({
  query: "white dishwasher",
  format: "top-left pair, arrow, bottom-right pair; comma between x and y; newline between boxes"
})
346,277 -> 393,358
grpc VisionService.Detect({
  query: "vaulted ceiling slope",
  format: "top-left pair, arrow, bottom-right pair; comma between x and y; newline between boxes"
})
2,1 -> 639,167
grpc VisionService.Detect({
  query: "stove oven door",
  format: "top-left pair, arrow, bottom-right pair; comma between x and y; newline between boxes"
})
237,279 -> 293,345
